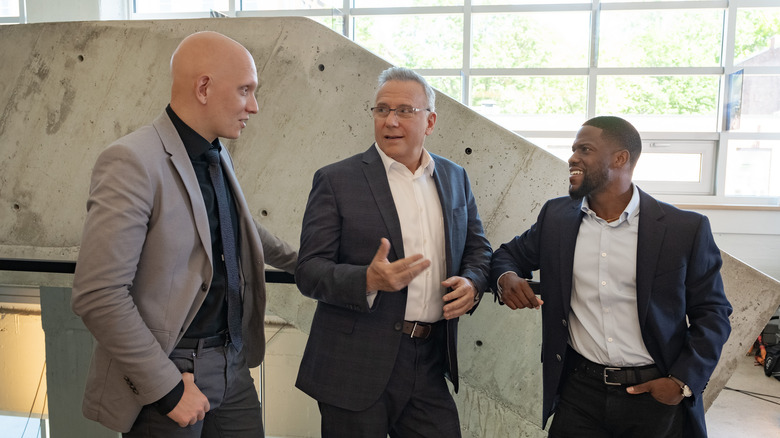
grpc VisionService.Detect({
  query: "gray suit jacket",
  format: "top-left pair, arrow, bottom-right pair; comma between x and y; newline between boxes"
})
295,145 -> 492,411
71,111 -> 297,432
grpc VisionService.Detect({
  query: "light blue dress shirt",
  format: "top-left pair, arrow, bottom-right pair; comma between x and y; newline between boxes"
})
568,184 -> 655,367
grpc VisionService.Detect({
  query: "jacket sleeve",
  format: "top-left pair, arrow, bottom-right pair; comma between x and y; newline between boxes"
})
295,168 -> 373,312
667,215 -> 732,397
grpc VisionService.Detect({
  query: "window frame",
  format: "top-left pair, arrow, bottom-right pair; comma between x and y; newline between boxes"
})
116,0 -> 778,206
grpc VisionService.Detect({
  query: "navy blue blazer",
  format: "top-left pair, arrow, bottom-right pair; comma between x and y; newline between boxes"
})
295,145 -> 492,411
490,188 -> 732,438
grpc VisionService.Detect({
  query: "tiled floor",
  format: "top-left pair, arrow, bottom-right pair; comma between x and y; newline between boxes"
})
706,351 -> 780,437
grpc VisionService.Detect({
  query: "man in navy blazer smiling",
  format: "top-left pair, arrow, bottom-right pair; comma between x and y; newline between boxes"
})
491,116 -> 732,438
295,67 -> 492,437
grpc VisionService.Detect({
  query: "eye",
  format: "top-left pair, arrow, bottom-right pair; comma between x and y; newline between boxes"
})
397,106 -> 415,115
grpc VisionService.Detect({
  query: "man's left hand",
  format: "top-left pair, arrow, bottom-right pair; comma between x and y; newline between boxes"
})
626,377 -> 685,405
442,276 -> 477,320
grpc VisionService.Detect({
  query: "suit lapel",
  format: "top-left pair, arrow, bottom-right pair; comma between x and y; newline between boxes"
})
431,157 -> 454,276
560,201 -> 584,316
362,146 -> 404,260
636,189 -> 666,328
154,113 -> 213,265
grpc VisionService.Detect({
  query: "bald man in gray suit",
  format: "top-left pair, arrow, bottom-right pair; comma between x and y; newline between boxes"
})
72,31 -> 297,437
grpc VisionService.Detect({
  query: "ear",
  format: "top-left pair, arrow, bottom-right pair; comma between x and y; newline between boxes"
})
425,111 -> 437,136
613,149 -> 630,169
195,75 -> 210,105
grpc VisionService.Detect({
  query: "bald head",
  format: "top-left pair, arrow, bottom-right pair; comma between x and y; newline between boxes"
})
169,31 -> 259,142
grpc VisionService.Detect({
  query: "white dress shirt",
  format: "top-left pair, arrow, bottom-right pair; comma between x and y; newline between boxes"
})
569,184 -> 654,367
371,144 -> 446,323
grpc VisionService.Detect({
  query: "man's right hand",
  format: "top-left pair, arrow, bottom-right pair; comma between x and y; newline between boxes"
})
498,272 -> 544,310
366,238 -> 431,292
166,372 -> 210,427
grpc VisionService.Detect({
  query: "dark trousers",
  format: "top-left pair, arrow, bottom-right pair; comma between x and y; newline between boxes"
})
548,353 -> 684,438
318,323 -> 461,438
124,343 -> 263,438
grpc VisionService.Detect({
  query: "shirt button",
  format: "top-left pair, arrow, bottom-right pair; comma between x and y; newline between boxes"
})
201,283 -> 208,292
601,281 -> 607,286
608,337 -> 613,343
601,252 -> 607,257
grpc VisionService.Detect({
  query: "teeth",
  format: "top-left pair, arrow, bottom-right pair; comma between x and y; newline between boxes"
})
570,170 -> 583,175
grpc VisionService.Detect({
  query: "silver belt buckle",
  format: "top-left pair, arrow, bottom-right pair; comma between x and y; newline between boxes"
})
603,367 -> 621,385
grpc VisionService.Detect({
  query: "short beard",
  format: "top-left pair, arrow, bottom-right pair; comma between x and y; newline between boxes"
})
569,167 -> 608,200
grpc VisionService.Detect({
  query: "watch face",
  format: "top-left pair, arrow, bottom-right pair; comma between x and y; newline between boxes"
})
682,385 -> 693,397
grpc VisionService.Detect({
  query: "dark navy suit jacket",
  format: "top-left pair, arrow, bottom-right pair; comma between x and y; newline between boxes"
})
296,145 -> 492,411
490,188 -> 732,438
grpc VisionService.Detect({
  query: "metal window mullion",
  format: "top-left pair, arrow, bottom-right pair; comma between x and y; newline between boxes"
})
587,0 -> 600,119
342,0 -> 350,39
462,0 -> 472,106
715,3 -> 738,197
18,0 -> 25,23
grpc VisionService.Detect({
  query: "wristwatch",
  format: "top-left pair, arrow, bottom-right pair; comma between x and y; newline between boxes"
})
668,375 -> 693,397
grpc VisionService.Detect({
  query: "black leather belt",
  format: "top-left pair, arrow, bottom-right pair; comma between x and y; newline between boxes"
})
570,349 -> 661,386
176,333 -> 230,349
402,320 -> 438,339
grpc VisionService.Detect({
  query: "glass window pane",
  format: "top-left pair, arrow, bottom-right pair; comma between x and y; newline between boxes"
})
242,0 -> 339,10
474,0 -> 587,4
426,76 -> 461,103
353,15 -> 462,69
471,76 -> 586,132
526,137 -> 575,163
596,75 -> 719,132
472,12 -> 589,68
734,8 -> 780,66
355,0 -> 462,6
307,15 -> 344,33
599,9 -> 722,67
634,153 -> 701,182
135,0 -> 228,13
0,0 -> 19,17
726,140 -> 780,197
728,74 -> 780,133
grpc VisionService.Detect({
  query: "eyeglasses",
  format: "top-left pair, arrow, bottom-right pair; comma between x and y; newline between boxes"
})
370,105 -> 430,119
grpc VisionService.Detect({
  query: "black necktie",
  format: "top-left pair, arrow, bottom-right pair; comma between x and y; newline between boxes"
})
205,149 -> 242,352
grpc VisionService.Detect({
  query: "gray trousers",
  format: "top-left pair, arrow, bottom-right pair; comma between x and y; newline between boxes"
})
124,342 -> 263,438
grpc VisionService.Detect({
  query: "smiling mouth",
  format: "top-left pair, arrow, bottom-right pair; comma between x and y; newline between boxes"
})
570,169 -> 583,176
384,135 -> 403,140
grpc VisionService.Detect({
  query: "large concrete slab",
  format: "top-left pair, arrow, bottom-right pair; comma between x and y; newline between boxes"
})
1,18 -> 778,437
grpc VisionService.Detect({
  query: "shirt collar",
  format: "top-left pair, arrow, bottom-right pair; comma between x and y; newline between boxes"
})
166,104 -> 220,159
374,143 -> 435,177
581,183 -> 640,225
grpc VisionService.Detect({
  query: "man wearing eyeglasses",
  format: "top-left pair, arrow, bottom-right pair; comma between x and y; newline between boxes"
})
295,66 -> 492,437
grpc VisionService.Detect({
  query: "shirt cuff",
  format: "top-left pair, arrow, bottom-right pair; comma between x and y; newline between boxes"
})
153,379 -> 184,415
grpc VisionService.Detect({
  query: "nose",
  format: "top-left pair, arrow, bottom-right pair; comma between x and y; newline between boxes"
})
384,110 -> 400,127
248,93 -> 259,114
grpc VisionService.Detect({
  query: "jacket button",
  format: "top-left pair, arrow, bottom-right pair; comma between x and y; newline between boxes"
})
562,319 -> 568,327
201,283 -> 208,292
394,322 -> 402,331
556,354 -> 562,362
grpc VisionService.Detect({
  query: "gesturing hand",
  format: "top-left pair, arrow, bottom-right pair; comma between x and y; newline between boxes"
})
366,238 -> 431,292
166,372 -> 210,427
